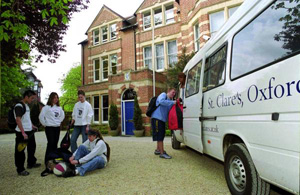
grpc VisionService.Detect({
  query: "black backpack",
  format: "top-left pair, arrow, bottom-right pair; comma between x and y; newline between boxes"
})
146,96 -> 159,117
7,102 -> 26,129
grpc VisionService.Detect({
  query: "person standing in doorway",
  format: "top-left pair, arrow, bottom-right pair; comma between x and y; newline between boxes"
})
151,88 -> 176,159
70,90 -> 93,153
15,90 -> 41,176
39,92 -> 65,164
178,72 -> 186,103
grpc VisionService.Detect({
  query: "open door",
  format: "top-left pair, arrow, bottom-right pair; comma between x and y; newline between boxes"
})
182,60 -> 203,153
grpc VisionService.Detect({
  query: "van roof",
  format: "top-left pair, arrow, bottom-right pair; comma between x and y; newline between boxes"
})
183,0 -> 271,72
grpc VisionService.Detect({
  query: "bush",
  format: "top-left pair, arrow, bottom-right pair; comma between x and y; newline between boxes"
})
90,124 -> 108,135
133,96 -> 143,130
109,103 -> 119,130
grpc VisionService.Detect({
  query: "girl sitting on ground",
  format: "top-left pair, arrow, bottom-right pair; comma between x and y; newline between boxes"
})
69,129 -> 110,176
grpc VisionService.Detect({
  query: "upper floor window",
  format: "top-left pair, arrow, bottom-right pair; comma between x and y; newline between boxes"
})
93,29 -> 99,45
93,59 -> 100,82
156,43 -> 165,70
167,40 -> 178,67
110,24 -> 117,40
203,45 -> 227,91
102,56 -> 108,80
143,12 -> 151,30
144,46 -> 152,69
165,4 -> 175,24
209,10 -> 224,37
194,24 -> 200,52
110,54 -> 118,75
101,26 -> 108,43
231,1 -> 299,79
154,8 -> 163,27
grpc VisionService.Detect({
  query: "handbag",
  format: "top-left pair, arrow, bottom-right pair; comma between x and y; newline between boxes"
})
60,124 -> 71,149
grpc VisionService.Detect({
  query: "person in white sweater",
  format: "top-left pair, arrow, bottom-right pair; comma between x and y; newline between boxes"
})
69,129 -> 110,176
39,92 -> 65,164
70,90 -> 93,153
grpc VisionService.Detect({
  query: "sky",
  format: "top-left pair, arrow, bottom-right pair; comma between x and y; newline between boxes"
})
32,0 -> 144,104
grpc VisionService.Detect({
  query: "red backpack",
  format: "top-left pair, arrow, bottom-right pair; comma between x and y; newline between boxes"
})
168,100 -> 183,130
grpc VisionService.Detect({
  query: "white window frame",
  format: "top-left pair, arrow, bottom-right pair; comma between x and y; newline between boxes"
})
110,54 -> 118,75
101,26 -> 108,43
143,12 -> 151,30
93,58 -> 100,82
93,29 -> 99,45
194,24 -> 200,52
143,46 -> 152,70
101,56 -> 108,81
155,43 -> 165,71
110,23 -> 117,40
154,8 -> 163,27
101,95 -> 109,124
167,40 -> 178,68
93,96 -> 100,123
165,4 -> 175,24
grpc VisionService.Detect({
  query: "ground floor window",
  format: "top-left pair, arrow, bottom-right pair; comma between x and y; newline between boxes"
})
102,95 -> 109,123
93,96 -> 99,123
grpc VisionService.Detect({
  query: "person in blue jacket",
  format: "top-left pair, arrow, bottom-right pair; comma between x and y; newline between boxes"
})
151,88 -> 176,159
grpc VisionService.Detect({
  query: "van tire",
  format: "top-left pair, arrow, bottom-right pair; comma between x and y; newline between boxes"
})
224,143 -> 269,195
171,131 -> 181,149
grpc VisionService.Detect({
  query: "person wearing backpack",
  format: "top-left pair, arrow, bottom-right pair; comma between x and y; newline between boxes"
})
70,90 -> 93,153
39,92 -> 65,165
14,90 -> 41,176
151,88 -> 176,159
68,129 -> 110,176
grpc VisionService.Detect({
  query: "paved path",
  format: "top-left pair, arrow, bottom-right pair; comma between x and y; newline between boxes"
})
0,132 -> 286,194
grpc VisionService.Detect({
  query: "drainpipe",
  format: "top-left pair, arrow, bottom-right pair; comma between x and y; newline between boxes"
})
81,43 -> 85,85
134,28 -> 137,71
151,9 -> 156,97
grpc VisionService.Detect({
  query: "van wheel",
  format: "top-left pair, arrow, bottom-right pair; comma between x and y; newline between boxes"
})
171,131 -> 181,149
224,143 -> 270,195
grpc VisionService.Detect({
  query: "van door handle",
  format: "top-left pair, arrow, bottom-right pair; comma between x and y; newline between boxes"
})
183,106 -> 186,109
199,116 -> 217,121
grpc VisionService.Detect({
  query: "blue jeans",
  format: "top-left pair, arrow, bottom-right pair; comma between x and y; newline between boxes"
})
74,145 -> 106,176
71,125 -> 88,153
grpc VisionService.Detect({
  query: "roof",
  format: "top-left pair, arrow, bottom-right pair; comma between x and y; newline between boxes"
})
85,4 -> 125,34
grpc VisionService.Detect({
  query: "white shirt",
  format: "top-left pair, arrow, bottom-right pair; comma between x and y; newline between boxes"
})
15,103 -> 32,132
72,101 -> 93,126
39,105 -> 65,127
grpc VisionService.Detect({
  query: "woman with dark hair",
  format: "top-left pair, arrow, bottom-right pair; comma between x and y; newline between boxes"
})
39,92 -> 65,164
69,129 -> 110,176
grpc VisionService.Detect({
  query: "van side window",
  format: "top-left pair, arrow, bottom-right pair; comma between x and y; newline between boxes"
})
231,0 -> 300,79
185,61 -> 202,98
203,45 -> 226,92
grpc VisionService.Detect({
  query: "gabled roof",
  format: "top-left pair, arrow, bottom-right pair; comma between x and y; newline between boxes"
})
85,5 -> 125,34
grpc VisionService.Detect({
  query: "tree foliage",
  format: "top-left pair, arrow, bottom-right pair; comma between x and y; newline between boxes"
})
133,96 -> 143,130
60,65 -> 81,112
109,103 -> 119,130
166,47 -> 195,89
0,0 -> 89,66
273,0 -> 300,54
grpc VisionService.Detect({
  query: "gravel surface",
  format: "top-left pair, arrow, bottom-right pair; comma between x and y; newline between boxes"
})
0,132 -> 284,195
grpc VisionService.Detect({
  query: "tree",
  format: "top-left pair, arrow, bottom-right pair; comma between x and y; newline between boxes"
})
108,103 -> 119,130
60,65 -> 81,112
273,0 -> 300,54
133,96 -> 143,130
166,47 -> 195,89
0,0 -> 89,66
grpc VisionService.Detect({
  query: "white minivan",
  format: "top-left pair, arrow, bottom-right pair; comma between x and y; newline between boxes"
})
172,0 -> 300,194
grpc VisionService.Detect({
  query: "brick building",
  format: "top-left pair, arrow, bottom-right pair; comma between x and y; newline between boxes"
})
79,0 -> 243,136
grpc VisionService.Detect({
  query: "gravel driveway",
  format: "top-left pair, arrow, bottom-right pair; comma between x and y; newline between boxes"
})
0,132 -> 284,195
